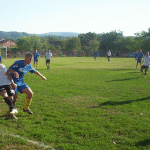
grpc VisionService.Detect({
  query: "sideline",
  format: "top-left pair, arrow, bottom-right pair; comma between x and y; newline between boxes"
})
0,130 -> 55,150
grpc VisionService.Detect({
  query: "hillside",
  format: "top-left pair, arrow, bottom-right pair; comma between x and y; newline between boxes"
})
0,31 -> 79,41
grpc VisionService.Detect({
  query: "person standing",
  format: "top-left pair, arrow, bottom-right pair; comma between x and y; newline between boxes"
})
140,51 -> 150,78
94,50 -> 98,61
33,49 -> 40,69
107,50 -> 111,62
0,54 -> 2,63
45,50 -> 52,69
136,49 -> 144,69
7,52 -> 47,115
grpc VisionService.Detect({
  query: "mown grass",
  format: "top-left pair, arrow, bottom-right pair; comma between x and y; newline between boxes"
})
0,57 -> 150,150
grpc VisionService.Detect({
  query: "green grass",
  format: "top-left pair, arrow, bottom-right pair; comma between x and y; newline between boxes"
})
0,57 -> 150,150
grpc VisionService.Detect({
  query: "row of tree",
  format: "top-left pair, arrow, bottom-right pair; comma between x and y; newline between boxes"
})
11,30 -> 150,56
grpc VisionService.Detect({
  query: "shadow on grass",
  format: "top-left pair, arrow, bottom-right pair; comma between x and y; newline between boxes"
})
90,96 -> 150,108
135,139 -> 150,147
109,68 -> 134,71
105,77 -> 141,82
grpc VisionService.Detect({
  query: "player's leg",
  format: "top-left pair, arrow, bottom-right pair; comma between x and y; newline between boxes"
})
47,60 -> 50,69
46,60 -> 48,68
0,87 -> 18,119
136,61 -> 138,68
36,61 -> 38,69
144,66 -> 149,77
22,87 -> 33,114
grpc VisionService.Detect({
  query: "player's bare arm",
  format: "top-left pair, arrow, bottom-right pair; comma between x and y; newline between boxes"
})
7,69 -> 19,78
34,71 -> 47,81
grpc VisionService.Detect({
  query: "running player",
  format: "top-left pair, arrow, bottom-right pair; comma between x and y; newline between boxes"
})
45,50 -> 52,69
94,50 -> 98,61
7,52 -> 47,115
33,49 -> 40,69
136,49 -> 144,69
107,50 -> 111,62
0,54 -> 2,63
140,51 -> 150,77
0,63 -> 18,119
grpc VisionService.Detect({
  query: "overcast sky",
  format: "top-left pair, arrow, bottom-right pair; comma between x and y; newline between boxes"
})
1,0 -> 150,36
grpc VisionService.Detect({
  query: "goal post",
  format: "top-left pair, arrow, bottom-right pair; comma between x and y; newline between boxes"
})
0,47 -> 7,58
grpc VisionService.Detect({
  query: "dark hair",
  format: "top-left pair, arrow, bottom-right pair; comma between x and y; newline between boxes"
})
25,52 -> 33,58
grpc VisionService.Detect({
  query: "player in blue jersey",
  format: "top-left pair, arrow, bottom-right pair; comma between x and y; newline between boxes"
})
33,49 -> 40,69
0,54 -> 2,63
94,50 -> 98,61
7,52 -> 47,114
136,49 -> 144,69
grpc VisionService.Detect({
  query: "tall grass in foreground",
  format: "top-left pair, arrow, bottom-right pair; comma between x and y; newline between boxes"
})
0,57 -> 150,150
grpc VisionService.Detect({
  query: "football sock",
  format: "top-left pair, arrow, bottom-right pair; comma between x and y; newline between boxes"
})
3,97 -> 14,111
24,98 -> 32,110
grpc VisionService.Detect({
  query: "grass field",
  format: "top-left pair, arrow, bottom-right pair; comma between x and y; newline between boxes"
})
0,57 -> 150,150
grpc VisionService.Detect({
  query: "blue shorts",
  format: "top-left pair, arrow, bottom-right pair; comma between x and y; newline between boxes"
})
34,59 -> 38,63
14,82 -> 29,94
137,59 -> 142,63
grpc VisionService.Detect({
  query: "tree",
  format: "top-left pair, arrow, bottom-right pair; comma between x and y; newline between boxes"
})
66,37 -> 81,51
86,39 -> 100,56
29,35 -> 42,50
17,37 -> 31,51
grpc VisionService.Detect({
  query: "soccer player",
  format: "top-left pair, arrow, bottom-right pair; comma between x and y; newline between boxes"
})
140,51 -> 150,78
94,50 -> 98,61
0,54 -> 2,63
45,50 -> 52,69
33,49 -> 40,69
136,49 -> 144,69
107,50 -> 111,62
7,52 -> 47,114
0,63 -> 18,119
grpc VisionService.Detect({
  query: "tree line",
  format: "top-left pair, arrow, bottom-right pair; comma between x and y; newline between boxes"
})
11,30 -> 150,57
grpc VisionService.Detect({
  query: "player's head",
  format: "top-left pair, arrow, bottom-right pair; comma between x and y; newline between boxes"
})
35,49 -> 37,53
25,52 -> 33,64
48,49 -> 51,53
140,49 -> 142,52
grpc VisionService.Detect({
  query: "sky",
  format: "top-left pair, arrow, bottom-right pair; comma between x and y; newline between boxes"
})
1,0 -> 150,36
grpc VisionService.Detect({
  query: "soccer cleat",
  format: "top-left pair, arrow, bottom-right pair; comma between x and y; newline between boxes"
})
7,113 -> 18,119
9,109 -> 18,115
23,108 -> 33,114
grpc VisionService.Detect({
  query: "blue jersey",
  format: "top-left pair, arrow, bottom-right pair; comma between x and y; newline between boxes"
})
33,52 -> 40,60
9,60 -> 36,86
0,56 -> 2,63
134,53 -> 139,59
137,52 -> 143,60
94,51 -> 98,57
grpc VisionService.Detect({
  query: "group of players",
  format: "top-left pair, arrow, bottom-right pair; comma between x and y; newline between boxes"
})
94,49 -> 150,78
0,49 -> 52,119
135,49 -> 150,77
1,49 -> 150,119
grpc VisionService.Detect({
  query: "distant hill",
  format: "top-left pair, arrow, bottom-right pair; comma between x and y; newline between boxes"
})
0,31 -> 31,41
0,31 -> 79,41
37,32 -> 79,37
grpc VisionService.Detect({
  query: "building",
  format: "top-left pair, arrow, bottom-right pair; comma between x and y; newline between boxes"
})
0,39 -> 17,48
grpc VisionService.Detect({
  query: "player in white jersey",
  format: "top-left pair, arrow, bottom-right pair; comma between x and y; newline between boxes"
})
0,63 -> 18,119
140,51 -> 150,77
45,50 -> 53,69
107,50 -> 111,62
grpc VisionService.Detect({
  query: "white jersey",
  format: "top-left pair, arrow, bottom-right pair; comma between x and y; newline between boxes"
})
143,56 -> 150,66
107,51 -> 111,56
0,64 -> 11,86
45,52 -> 52,60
